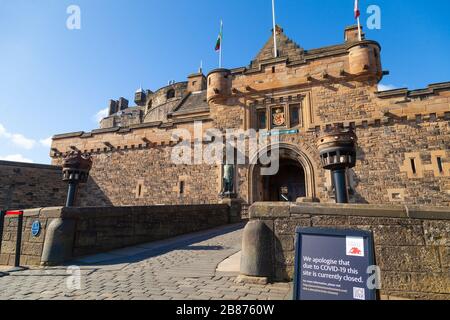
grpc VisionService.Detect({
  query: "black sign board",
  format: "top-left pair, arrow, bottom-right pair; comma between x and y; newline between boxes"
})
293,227 -> 376,300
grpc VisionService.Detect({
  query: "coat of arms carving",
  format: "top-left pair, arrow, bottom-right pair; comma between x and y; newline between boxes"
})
272,108 -> 286,127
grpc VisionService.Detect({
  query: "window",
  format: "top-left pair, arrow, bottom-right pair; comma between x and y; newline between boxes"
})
272,66 -> 276,73
257,110 -> 267,130
167,89 -> 175,99
255,96 -> 305,131
392,193 -> 401,200
179,181 -> 185,195
437,157 -> 443,174
410,158 -> 417,175
289,104 -> 301,127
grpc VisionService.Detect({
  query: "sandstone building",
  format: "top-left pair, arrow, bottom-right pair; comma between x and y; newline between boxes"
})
45,25 -> 450,210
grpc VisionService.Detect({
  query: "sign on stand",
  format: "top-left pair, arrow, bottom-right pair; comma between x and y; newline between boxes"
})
293,228 -> 377,300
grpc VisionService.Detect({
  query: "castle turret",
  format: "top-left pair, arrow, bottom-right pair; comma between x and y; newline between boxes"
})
134,88 -> 147,106
345,26 -> 382,81
207,68 -> 232,104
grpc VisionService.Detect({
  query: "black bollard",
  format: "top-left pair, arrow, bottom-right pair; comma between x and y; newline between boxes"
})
0,211 -> 5,277
0,210 -> 5,256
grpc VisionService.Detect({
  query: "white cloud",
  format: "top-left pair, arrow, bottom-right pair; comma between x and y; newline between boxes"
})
0,154 -> 34,163
0,124 -> 6,136
378,84 -> 397,92
40,136 -> 53,148
10,133 -> 35,149
93,107 -> 109,123
0,123 -> 36,150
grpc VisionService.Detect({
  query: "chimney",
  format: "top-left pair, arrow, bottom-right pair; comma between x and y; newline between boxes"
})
108,100 -> 118,116
344,25 -> 365,43
118,97 -> 129,111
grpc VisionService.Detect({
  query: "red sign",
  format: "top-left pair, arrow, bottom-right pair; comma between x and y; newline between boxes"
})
5,211 -> 23,216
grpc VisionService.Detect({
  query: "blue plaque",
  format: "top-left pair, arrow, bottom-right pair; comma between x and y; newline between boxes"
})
31,221 -> 41,237
293,227 -> 377,300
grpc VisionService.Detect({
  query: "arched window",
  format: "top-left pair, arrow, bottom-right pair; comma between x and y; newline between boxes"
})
167,89 -> 175,99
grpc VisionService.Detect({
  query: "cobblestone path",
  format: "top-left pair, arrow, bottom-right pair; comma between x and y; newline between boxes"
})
0,223 -> 291,300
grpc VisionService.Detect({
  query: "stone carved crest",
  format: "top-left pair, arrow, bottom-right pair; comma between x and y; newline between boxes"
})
272,108 -> 285,127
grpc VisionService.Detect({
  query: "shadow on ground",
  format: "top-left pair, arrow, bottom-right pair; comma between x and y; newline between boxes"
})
66,223 -> 246,267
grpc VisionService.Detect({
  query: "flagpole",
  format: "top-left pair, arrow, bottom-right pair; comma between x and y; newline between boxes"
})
272,0 -> 278,58
355,0 -> 362,41
219,20 -> 223,68
357,17 -> 362,41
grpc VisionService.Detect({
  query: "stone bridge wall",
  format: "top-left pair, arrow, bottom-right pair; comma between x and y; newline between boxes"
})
244,202 -> 449,300
0,203 -> 240,266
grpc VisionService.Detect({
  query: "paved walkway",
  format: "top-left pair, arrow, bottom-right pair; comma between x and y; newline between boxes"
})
0,223 -> 291,300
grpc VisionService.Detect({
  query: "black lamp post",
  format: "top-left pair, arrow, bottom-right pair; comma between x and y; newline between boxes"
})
62,152 -> 93,207
317,129 -> 357,204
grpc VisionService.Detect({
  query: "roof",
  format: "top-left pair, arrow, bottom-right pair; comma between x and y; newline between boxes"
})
171,91 -> 209,116
251,26 -> 305,68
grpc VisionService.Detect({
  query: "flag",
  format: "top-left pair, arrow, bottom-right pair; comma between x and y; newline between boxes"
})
215,21 -> 223,52
354,0 -> 360,19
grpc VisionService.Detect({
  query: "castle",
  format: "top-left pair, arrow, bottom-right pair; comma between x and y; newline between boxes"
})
45,25 -> 450,210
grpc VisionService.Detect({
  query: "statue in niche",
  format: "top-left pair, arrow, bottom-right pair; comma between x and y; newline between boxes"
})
222,164 -> 236,198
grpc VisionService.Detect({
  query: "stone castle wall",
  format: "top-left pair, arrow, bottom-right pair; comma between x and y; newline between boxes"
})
44,29 -> 450,209
48,93 -> 450,208
50,120 -> 222,207
73,148 -> 221,207
0,161 -> 67,211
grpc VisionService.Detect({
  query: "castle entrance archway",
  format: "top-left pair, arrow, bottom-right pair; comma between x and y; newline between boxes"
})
248,143 -> 316,203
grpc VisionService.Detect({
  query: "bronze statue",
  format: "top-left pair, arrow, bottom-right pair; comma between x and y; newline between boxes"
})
222,164 -> 235,196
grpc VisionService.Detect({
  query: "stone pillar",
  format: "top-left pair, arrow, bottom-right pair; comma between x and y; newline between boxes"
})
239,220 -> 273,283
40,218 -> 76,266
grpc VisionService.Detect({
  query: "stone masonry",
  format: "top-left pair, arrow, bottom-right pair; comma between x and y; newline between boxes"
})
247,202 -> 450,300
0,224 -> 291,301
0,204 -> 240,267
0,161 -> 67,211
43,24 -> 449,210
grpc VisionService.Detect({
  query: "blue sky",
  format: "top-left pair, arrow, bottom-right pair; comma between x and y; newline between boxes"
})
0,0 -> 449,164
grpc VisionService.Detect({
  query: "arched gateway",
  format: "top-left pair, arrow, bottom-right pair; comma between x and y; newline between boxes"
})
248,143 -> 316,204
